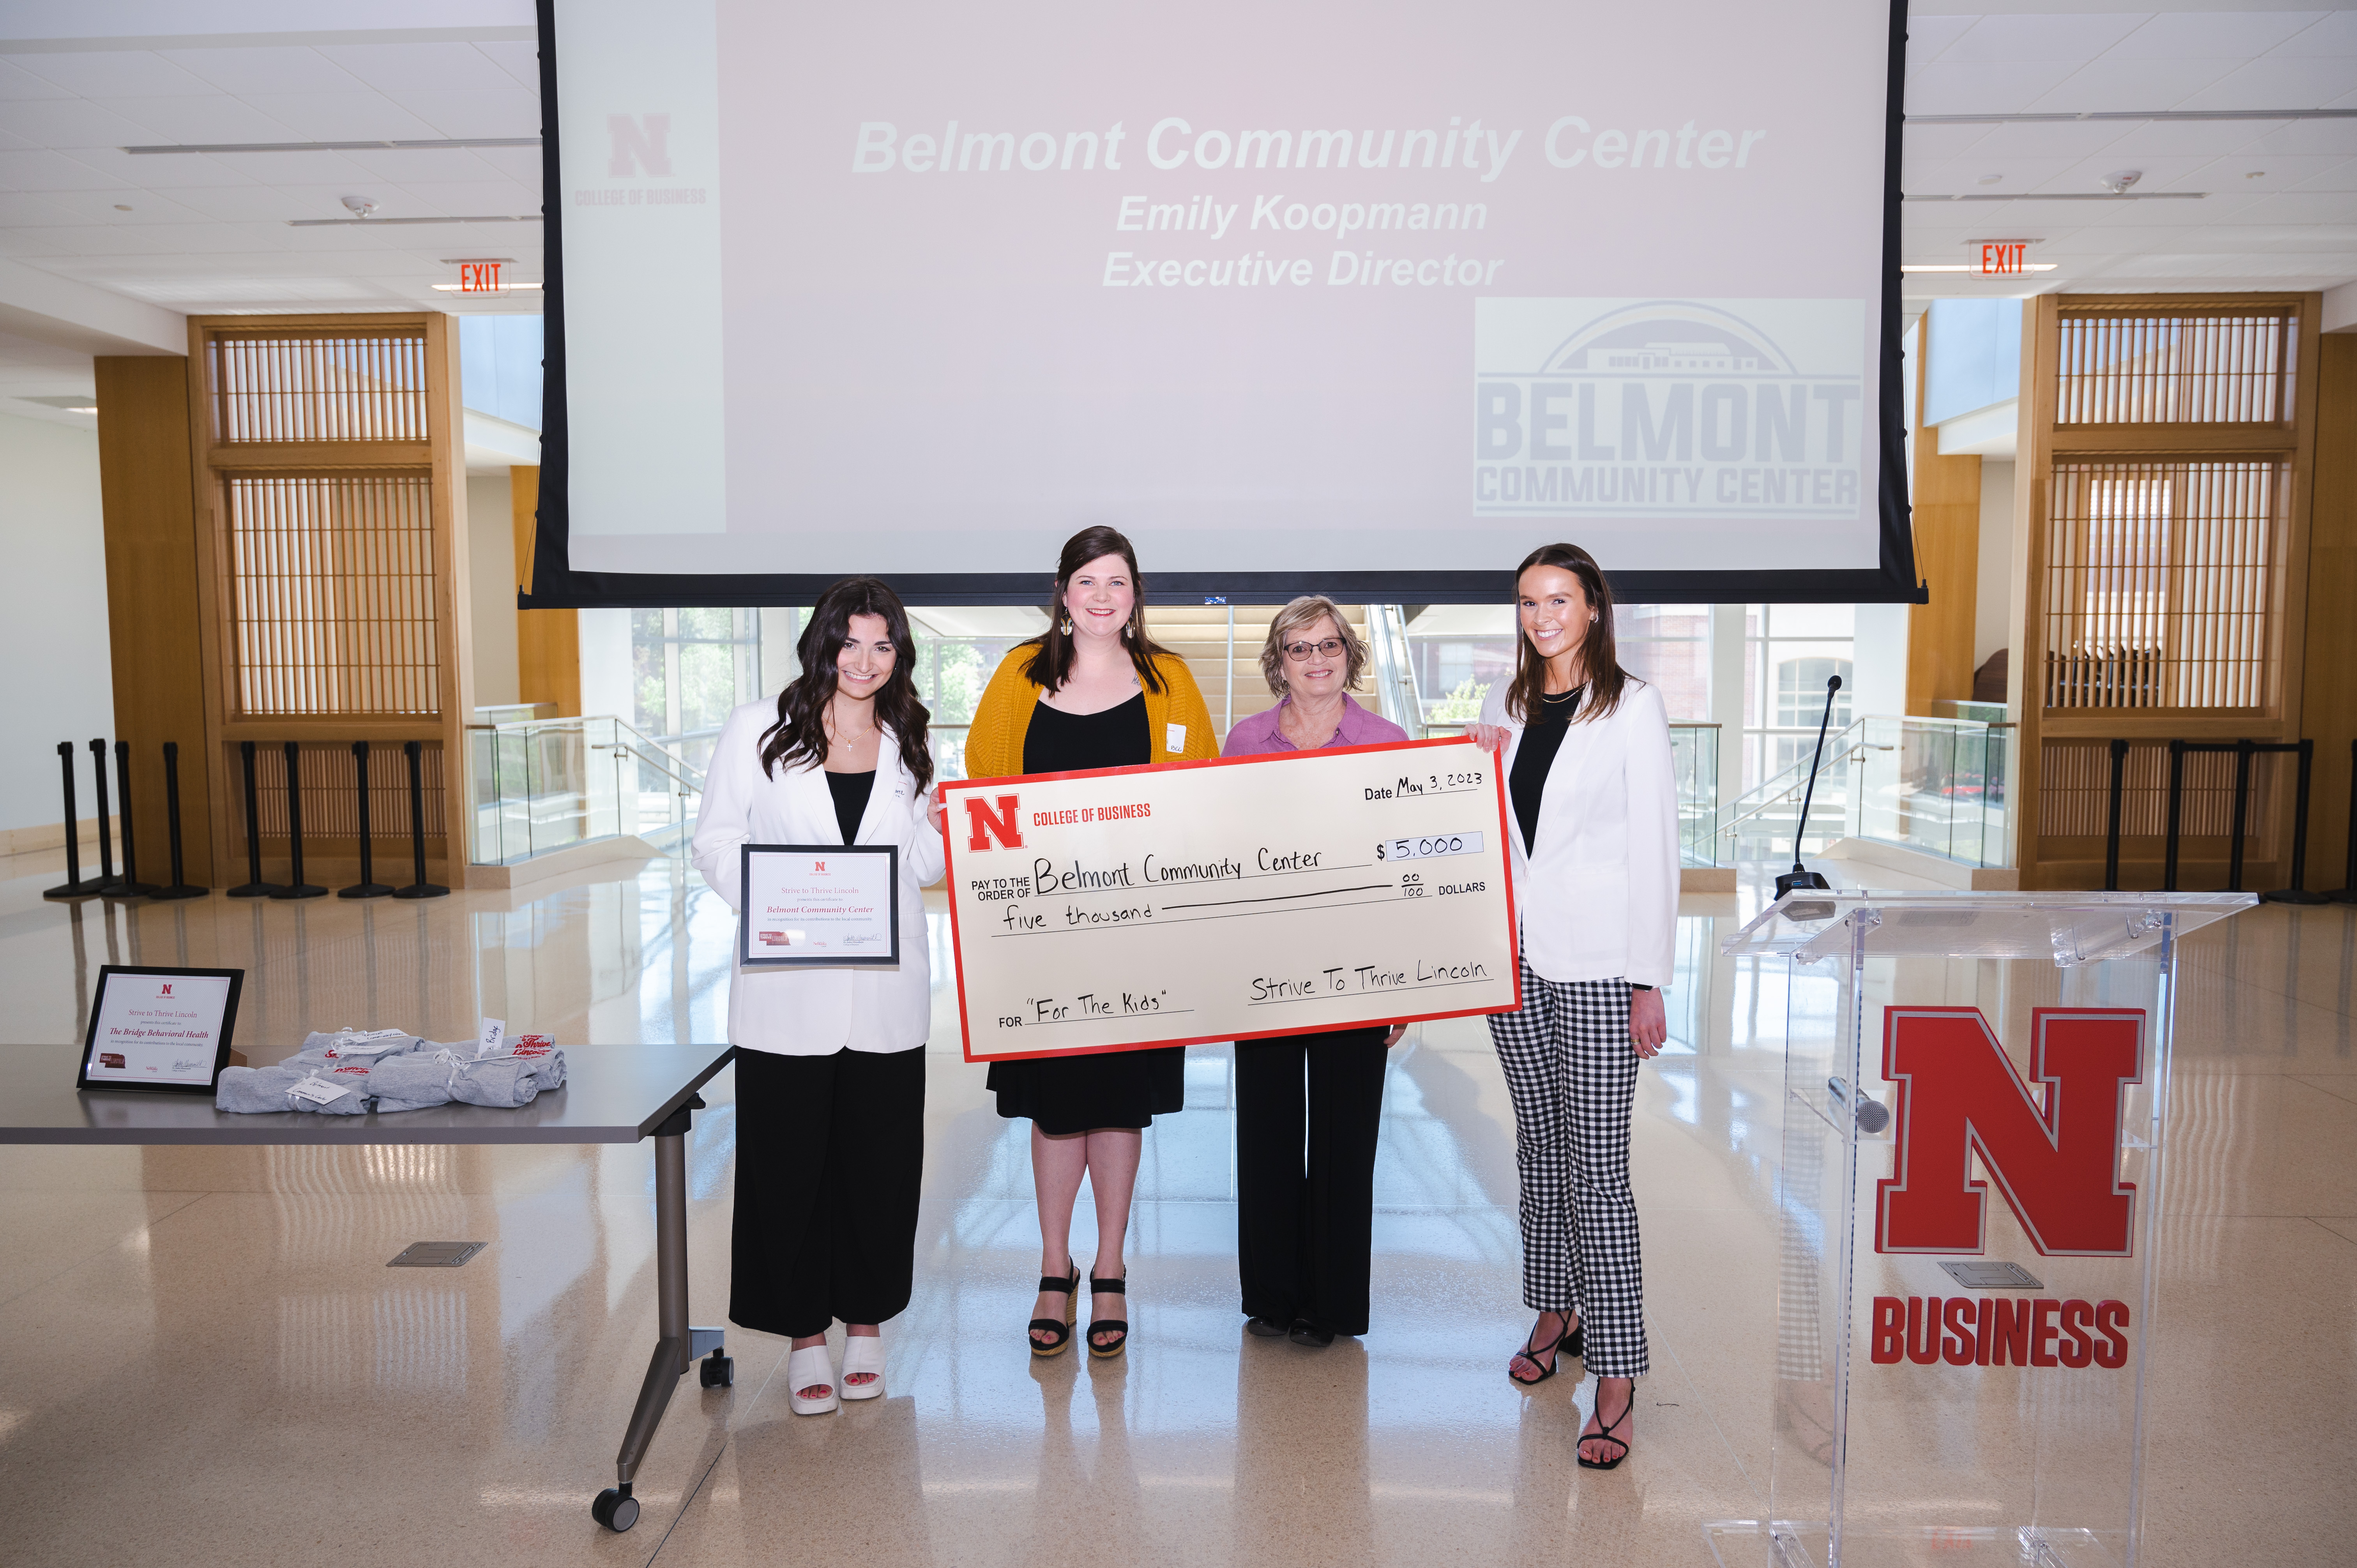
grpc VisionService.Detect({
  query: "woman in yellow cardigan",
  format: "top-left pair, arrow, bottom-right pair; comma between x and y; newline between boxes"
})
963,526 -> 1217,1360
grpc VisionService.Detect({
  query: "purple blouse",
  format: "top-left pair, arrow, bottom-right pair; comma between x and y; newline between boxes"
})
1221,693 -> 1409,757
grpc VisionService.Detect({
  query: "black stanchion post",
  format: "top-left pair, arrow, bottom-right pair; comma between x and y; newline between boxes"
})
152,742 -> 207,900
391,740 -> 449,900
2262,738 -> 2327,905
271,741 -> 327,899
2163,739 -> 2186,893
85,738 -> 120,890
2332,738 -> 2357,904
339,741 -> 394,899
2104,738 -> 2129,892
2226,737 -> 2255,893
227,739 -> 280,897
42,741 -> 103,899
104,741 -> 159,898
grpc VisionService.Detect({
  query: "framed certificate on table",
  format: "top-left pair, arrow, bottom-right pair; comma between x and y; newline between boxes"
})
738,844 -> 901,967
76,966 -> 245,1094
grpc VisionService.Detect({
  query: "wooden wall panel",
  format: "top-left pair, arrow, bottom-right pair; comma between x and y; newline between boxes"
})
1907,335 -> 1983,715
510,465 -> 580,716
95,355 -> 213,885
2307,333 -> 2357,892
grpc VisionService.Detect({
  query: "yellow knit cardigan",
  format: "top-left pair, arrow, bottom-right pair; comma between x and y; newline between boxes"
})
961,644 -> 1219,779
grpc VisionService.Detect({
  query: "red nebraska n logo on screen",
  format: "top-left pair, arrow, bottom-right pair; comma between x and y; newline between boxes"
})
965,795 -> 1023,852
1878,1007 -> 2144,1258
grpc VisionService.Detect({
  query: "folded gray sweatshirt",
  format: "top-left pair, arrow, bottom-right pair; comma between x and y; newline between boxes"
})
443,1051 -> 565,1108
281,1028 -> 424,1070
364,1053 -> 456,1113
214,1064 -> 372,1114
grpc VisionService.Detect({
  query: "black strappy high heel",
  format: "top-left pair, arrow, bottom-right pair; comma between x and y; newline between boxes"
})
1509,1312 -> 1576,1385
1087,1267 -> 1128,1359
1029,1264 -> 1080,1358
1578,1380 -> 1634,1470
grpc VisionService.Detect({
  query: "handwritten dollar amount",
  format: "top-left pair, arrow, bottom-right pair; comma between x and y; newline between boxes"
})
1376,832 -> 1484,862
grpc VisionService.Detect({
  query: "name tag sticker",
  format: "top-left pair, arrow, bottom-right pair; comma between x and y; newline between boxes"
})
1165,723 -> 1186,752
476,1017 -> 506,1058
286,1074 -> 354,1105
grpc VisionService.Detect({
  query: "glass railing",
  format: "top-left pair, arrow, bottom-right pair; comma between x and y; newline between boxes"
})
1422,716 -> 1722,867
465,714 -> 707,867
1710,715 -> 2012,871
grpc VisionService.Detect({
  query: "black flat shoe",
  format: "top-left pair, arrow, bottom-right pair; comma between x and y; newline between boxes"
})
1244,1315 -> 1290,1337
1288,1319 -> 1335,1348
1087,1266 -> 1128,1359
1029,1264 -> 1080,1358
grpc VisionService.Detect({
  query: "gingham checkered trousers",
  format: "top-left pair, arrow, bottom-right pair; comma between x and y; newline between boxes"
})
1486,952 -> 1650,1379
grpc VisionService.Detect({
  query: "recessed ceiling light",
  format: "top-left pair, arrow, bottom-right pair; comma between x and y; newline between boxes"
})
113,203 -> 132,212
2245,170 -> 2266,179
1977,174 -> 2003,185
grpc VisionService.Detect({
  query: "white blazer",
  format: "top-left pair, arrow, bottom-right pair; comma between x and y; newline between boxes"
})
691,697 -> 947,1056
1481,676 -> 1679,989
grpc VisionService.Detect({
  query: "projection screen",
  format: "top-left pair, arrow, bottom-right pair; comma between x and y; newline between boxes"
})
528,0 -> 1917,605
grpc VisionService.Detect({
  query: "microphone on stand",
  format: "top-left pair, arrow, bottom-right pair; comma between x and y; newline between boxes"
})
1775,675 -> 1842,918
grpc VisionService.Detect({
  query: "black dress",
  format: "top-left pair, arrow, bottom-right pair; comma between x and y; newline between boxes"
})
986,694 -> 1187,1133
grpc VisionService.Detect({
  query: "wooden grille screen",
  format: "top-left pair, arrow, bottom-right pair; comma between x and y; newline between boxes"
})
226,474 -> 442,717
239,740 -> 448,841
2038,738 -> 2276,840
2042,459 -> 2286,712
2055,307 -> 2295,425
208,328 -> 429,443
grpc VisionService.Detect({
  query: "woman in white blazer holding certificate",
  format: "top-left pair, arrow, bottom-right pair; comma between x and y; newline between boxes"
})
693,576 -> 947,1418
1469,542 -> 1678,1472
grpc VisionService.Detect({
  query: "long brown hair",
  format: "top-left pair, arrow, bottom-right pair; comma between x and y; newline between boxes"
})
759,576 -> 933,790
1020,526 -> 1173,695
1506,542 -> 1631,724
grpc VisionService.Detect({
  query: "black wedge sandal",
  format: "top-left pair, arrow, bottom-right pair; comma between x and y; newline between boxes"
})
1577,1381 -> 1634,1471
1087,1267 -> 1128,1359
1029,1264 -> 1080,1358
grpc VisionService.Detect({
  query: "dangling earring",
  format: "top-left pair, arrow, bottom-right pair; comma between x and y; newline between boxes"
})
1059,614 -> 1073,636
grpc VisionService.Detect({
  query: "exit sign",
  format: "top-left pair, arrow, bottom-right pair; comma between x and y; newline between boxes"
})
458,261 -> 505,292
1977,241 -> 2032,275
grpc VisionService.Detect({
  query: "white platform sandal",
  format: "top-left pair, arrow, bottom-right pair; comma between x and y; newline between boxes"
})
840,1333 -> 886,1400
786,1344 -> 839,1416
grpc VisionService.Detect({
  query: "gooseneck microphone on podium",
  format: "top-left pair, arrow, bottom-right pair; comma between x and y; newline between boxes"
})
1775,675 -> 1843,913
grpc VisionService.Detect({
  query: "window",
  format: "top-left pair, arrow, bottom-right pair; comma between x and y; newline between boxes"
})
1742,604 -> 1854,788
631,608 -> 764,772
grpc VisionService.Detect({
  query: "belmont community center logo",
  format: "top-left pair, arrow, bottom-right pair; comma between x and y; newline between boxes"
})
1472,298 -> 1865,523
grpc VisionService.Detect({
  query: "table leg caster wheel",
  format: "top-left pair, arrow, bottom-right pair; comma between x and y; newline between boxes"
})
592,1487 -> 640,1532
700,1352 -> 734,1388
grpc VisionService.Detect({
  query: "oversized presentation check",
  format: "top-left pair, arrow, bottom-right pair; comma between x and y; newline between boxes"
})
940,737 -> 1520,1061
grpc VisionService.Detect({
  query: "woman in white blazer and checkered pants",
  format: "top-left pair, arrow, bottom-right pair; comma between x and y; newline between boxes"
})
1470,542 -> 1679,1472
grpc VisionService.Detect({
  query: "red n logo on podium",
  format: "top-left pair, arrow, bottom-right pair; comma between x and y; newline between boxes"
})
1877,1007 -> 2144,1257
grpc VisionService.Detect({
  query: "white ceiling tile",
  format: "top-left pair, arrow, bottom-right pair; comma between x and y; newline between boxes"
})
2179,57 -> 2357,110
0,222 -> 170,257
174,148 -> 378,185
378,88 -> 541,140
234,92 -> 443,141
315,42 -> 522,92
0,58 -> 73,102
1940,14 -> 2150,64
0,124 -> 29,151
1905,15 -> 1977,68
0,148 -> 131,192
2027,58 -> 2237,113
2031,152 -> 2223,195
0,189 -> 82,225
1948,121 -> 2136,160
0,96 -> 173,150
59,147 -> 260,189
2085,118 -> 2274,157
1906,60 -> 2082,116
2285,156 -> 2357,191
2269,11 -> 2357,56
161,185 -> 317,223
83,95 -> 304,146
473,40 -> 542,89
386,180 -> 538,214
14,188 -> 211,226
1905,155 -> 2084,194
2197,190 -> 2357,225
152,46 -> 368,96
336,147 -> 502,182
2190,153 -> 2351,190
461,144 -> 542,182
2103,12 -> 2320,61
7,51 -> 216,98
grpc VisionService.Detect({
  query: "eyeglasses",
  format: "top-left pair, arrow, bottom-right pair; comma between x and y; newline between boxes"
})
1282,638 -> 1346,660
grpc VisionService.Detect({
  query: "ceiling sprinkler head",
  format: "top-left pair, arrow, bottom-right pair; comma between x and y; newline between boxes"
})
341,195 -> 377,218
2098,170 -> 2142,195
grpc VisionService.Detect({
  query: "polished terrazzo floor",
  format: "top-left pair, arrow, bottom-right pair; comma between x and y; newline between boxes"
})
0,845 -> 2350,1566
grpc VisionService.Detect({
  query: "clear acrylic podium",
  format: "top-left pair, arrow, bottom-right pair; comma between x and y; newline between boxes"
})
1721,890 -> 2255,1568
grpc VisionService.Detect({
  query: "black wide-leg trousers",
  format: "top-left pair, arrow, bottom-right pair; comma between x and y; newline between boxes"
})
1233,1026 -> 1389,1336
730,1044 -> 926,1341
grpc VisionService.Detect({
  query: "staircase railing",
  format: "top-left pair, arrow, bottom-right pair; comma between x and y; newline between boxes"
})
1709,714 -> 2012,871
465,713 -> 708,867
